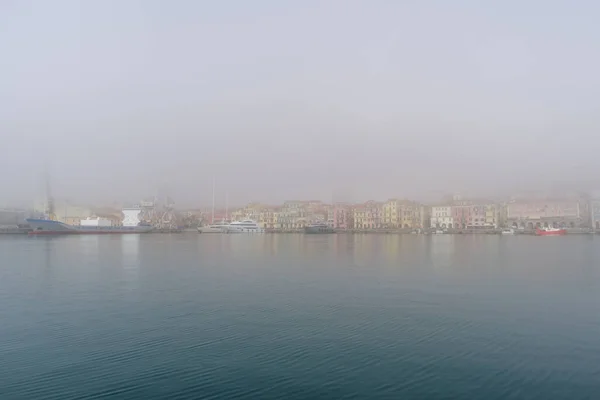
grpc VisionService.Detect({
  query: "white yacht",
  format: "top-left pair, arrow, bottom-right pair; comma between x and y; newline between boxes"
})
226,219 -> 264,233
198,222 -> 229,234
198,177 -> 231,234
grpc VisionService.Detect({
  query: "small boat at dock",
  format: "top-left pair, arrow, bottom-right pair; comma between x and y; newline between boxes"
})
535,227 -> 567,236
304,223 -> 335,234
198,222 -> 229,233
226,220 -> 264,233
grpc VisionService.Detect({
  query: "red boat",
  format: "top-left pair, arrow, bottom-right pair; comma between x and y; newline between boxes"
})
535,227 -> 567,236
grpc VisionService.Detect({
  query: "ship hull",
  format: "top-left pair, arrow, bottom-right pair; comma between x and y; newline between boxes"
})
26,219 -> 154,235
304,226 -> 335,234
225,227 -> 264,233
535,228 -> 567,236
198,226 -> 227,233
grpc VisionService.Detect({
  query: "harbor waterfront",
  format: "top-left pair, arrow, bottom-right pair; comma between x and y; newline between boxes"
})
1,233 -> 599,399
5,191 -> 600,235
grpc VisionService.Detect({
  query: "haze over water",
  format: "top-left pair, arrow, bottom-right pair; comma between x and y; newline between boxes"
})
1,234 -> 599,399
3,1 -> 600,206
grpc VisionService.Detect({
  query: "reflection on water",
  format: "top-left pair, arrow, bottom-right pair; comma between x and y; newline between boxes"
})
119,235 -> 141,290
2,233 -> 600,399
428,234 -> 456,270
77,234 -> 101,258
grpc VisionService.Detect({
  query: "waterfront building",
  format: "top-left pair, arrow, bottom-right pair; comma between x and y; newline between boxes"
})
419,205 -> 430,230
382,199 -> 401,228
446,200 -> 500,229
259,207 -> 278,230
506,197 -> 585,229
277,201 -> 308,230
306,201 -> 328,225
590,191 -> 600,229
430,205 -> 453,229
352,201 -> 381,230
484,203 -> 500,228
452,200 -> 472,229
326,205 -> 335,228
333,203 -> 352,230
400,201 -> 423,229
353,207 -> 366,229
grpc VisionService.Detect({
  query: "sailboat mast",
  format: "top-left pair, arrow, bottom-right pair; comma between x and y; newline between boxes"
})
44,169 -> 55,220
211,177 -> 215,224
225,192 -> 229,222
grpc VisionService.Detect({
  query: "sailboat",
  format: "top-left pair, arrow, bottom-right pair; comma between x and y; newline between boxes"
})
198,178 -> 229,233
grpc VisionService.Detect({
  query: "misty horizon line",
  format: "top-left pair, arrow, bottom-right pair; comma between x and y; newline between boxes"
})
7,189 -> 598,212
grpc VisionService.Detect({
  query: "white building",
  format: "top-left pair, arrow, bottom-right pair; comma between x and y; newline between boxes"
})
80,217 -> 112,227
122,207 -> 143,227
430,206 -> 453,229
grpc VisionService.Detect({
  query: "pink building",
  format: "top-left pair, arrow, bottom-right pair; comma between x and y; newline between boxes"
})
452,202 -> 472,229
365,201 -> 382,229
507,200 -> 579,220
333,203 -> 352,230
451,199 -> 496,229
506,198 -> 583,228
469,204 -> 487,228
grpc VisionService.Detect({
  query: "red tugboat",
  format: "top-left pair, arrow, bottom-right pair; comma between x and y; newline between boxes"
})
535,227 -> 567,236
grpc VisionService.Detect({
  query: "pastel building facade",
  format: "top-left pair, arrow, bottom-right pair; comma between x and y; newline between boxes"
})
592,191 -> 600,229
430,206 -> 453,229
277,201 -> 308,229
382,199 -> 400,228
400,201 -> 420,228
469,204 -> 487,228
452,201 -> 473,229
506,198 -> 584,228
333,203 -> 352,230
381,199 -> 424,228
352,201 -> 381,229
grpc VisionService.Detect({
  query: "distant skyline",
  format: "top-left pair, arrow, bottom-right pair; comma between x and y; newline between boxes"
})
2,1 -> 600,208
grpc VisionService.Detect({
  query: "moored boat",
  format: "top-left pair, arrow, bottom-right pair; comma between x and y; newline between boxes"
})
198,222 -> 229,233
226,219 -> 264,233
304,223 -> 335,234
27,207 -> 153,235
535,227 -> 567,236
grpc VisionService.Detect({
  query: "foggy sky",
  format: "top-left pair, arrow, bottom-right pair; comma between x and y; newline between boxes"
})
2,0 -> 600,208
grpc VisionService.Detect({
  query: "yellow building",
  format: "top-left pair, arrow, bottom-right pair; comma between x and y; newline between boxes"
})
382,199 -> 424,229
484,204 -> 499,228
353,207 -> 366,229
382,199 -> 400,228
400,201 -> 423,229
259,207 -> 278,230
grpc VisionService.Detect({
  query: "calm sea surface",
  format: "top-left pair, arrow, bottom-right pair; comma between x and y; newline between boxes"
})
1,234 -> 600,399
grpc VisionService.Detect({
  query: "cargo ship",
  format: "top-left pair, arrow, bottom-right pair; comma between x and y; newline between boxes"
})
535,227 -> 567,236
27,208 -> 153,235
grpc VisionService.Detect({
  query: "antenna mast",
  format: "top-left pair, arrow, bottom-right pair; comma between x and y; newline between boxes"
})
44,168 -> 56,220
211,176 -> 215,224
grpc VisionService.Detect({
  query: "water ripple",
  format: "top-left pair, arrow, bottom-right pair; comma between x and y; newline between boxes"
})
1,234 -> 600,399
